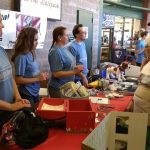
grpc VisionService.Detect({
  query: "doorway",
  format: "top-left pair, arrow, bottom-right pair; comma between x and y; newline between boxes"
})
77,9 -> 93,69
101,28 -> 114,62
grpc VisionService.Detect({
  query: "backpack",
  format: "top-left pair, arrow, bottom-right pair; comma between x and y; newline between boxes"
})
14,110 -> 49,149
0,110 -> 49,149
0,111 -> 24,146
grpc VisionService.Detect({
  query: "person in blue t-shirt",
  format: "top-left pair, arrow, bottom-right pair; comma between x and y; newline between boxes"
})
11,27 -> 48,107
135,31 -> 148,66
48,26 -> 84,98
0,12 -> 31,132
68,24 -> 88,87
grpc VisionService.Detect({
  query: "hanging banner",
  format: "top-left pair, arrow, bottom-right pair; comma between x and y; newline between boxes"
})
16,0 -> 62,20
0,9 -> 47,49
102,13 -> 115,28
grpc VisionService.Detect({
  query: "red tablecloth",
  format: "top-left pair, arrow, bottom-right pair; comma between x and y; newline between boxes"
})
95,94 -> 133,112
93,94 -> 133,122
1,129 -> 87,150
0,95 -> 132,150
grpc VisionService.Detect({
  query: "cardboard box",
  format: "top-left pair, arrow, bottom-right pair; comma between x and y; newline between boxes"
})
66,99 -> 95,133
37,98 -> 67,120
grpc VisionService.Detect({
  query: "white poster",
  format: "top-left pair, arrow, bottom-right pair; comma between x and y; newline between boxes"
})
20,0 -> 61,20
82,112 -> 148,150
102,13 -> 115,28
1,10 -> 16,49
0,9 -> 47,49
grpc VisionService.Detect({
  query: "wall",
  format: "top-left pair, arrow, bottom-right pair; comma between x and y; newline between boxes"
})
0,0 -> 100,72
0,0 -> 14,10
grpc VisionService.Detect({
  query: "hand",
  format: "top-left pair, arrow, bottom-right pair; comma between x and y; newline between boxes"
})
82,77 -> 88,87
39,72 -> 49,81
42,72 -> 49,80
11,99 -> 31,111
74,65 -> 84,74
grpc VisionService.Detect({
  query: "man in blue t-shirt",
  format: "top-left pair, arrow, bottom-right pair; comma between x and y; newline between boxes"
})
135,31 -> 148,66
69,24 -> 88,87
0,12 -> 30,131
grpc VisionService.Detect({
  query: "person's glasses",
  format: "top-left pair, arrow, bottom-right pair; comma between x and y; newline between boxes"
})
78,31 -> 86,35
63,34 -> 69,37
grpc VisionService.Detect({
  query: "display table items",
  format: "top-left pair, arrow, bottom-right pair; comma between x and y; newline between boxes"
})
37,98 -> 95,133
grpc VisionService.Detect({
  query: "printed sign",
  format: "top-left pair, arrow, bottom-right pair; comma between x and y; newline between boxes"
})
0,9 -> 47,49
19,0 -> 61,20
102,13 -> 115,28
82,112 -> 148,150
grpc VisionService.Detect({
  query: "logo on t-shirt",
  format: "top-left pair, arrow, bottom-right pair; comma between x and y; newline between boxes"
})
0,66 -> 12,81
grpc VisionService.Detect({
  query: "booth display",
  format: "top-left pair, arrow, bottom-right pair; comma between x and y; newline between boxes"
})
82,112 -> 148,150
37,98 -> 95,133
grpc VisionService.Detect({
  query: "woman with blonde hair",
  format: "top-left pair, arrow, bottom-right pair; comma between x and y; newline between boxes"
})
12,27 -> 48,107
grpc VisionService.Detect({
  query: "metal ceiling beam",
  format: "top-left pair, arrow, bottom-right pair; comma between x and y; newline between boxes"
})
103,0 -> 150,12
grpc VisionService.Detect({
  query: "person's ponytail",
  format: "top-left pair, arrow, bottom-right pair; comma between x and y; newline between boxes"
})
50,40 -> 55,51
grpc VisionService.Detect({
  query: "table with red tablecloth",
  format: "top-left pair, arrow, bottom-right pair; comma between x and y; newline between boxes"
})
93,94 -> 133,122
0,95 -> 133,150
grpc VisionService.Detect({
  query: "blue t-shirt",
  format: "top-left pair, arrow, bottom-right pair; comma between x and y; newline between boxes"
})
48,45 -> 75,90
69,40 -> 88,80
136,40 -> 146,64
0,46 -> 14,103
14,52 -> 40,96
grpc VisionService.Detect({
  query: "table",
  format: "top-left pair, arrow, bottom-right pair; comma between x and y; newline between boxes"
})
93,94 -> 133,122
1,95 -> 132,150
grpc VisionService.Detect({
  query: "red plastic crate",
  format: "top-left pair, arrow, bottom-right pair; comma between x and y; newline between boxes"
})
66,99 -> 95,133
37,97 -> 67,120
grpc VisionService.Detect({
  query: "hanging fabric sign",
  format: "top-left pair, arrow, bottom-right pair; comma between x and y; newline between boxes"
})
0,9 -> 47,49
102,13 -> 115,28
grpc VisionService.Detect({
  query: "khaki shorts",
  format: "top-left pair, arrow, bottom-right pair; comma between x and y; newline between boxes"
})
133,95 -> 150,126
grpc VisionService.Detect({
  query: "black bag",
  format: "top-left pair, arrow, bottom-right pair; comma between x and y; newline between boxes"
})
0,111 -> 25,146
13,110 -> 49,149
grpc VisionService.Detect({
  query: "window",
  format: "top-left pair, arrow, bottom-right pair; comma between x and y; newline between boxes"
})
114,16 -> 141,48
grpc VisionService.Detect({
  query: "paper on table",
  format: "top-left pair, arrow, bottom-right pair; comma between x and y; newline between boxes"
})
41,103 -> 64,111
89,96 -> 109,104
39,88 -> 48,96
